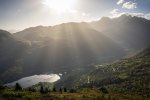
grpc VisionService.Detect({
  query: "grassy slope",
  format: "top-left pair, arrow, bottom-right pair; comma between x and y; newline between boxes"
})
78,47 -> 150,97
55,46 -> 150,98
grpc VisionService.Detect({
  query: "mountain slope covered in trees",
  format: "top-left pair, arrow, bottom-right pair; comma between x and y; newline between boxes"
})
55,46 -> 150,97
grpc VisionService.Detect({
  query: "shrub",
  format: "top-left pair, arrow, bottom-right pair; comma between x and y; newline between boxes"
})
52,87 -> 56,92
69,89 -> 76,93
15,83 -> 22,91
0,85 -> 6,90
64,87 -> 67,92
99,87 -> 108,94
40,85 -> 44,94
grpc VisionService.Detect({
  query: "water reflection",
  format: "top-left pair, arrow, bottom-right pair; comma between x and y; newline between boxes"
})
6,74 -> 60,88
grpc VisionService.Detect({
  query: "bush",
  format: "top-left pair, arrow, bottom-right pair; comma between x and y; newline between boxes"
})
15,83 -> 22,91
59,88 -> 62,93
64,87 -> 67,92
40,85 -> 44,94
2,91 -> 25,98
28,87 -> 36,92
0,85 -> 6,90
69,89 -> 76,93
99,87 -> 108,94
52,87 -> 56,92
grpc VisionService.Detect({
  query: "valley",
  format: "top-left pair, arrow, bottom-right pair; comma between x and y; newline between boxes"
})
0,14 -> 150,100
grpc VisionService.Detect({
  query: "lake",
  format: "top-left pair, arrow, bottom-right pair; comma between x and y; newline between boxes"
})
6,74 -> 60,88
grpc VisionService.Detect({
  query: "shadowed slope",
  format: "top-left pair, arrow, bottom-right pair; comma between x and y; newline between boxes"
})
55,45 -> 150,96
0,30 -> 30,84
17,23 -> 125,74
91,15 -> 150,52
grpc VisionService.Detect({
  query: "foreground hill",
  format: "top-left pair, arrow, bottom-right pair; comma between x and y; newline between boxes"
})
0,46 -> 149,100
56,46 -> 150,97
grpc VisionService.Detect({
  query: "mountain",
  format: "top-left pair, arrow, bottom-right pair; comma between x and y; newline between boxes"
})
0,30 -> 30,84
14,26 -> 51,42
91,15 -> 150,52
14,22 -> 125,73
56,45 -> 150,96
15,14 -> 150,54
0,14 -> 150,84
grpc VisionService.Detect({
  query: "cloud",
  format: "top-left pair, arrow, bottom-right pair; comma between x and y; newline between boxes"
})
110,9 -> 126,17
110,9 -> 150,20
129,13 -> 150,20
122,1 -> 137,9
110,9 -> 119,17
117,0 -> 124,5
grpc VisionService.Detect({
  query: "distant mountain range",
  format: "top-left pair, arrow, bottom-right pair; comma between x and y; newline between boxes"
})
0,14 -> 150,84
91,15 -> 150,52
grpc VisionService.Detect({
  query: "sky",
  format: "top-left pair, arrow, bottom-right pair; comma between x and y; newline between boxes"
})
0,0 -> 150,32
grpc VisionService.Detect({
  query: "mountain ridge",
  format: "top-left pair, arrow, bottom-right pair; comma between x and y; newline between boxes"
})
14,14 -> 150,52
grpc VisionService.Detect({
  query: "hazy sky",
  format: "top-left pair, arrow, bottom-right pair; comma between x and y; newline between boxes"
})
0,0 -> 150,32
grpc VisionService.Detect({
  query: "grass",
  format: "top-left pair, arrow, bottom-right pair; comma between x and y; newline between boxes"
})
0,89 -> 104,100
1,88 -> 150,100
1,90 -> 41,100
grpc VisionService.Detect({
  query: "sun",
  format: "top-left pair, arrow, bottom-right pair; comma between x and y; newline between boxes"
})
42,0 -> 76,13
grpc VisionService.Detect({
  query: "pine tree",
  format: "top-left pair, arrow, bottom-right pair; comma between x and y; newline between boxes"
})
59,87 -> 62,93
40,85 -> 44,94
45,87 -> 49,94
64,87 -> 67,92
15,83 -> 22,91
53,87 -> 56,92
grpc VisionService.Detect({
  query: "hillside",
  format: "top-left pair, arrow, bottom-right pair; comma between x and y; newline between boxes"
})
14,22 -> 126,74
0,46 -> 149,100
91,15 -> 150,52
0,30 -> 30,84
56,45 -> 150,97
